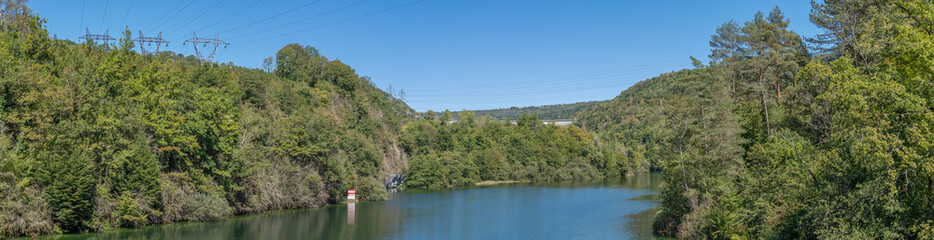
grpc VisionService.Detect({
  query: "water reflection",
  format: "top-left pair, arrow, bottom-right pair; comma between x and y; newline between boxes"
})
42,173 -> 664,240
347,202 -> 355,225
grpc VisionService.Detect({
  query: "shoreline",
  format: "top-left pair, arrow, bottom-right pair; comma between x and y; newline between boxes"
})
30,175 -> 661,239
474,180 -> 529,186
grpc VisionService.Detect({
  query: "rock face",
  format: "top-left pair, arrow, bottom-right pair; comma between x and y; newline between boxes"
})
385,174 -> 404,189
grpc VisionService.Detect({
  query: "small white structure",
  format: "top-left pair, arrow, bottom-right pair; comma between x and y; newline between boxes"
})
347,189 -> 356,200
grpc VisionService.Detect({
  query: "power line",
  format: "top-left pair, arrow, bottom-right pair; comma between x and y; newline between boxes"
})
121,0 -> 134,28
406,85 -> 633,103
409,68 -> 676,99
88,0 -> 103,31
225,0 -> 370,40
408,58 -> 684,93
405,77 -> 684,110
410,68 -> 670,97
80,0 -> 86,31
163,0 -> 226,35
395,57 -> 687,106
425,40 -> 695,84
98,0 -> 110,33
143,0 -> 188,30
234,0 -> 427,44
215,0 -> 323,35
407,64 -> 681,99
149,0 -> 197,32
405,88 -> 634,109
408,74 -> 664,100
172,0 -> 324,43
215,47 -> 230,64
193,0 -> 261,33
382,42 -> 693,100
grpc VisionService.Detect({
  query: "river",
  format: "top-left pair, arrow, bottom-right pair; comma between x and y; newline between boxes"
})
42,173 -> 665,239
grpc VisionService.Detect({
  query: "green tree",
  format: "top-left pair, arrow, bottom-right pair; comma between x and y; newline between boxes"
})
40,150 -> 95,233
275,43 -> 325,86
109,136 -> 162,209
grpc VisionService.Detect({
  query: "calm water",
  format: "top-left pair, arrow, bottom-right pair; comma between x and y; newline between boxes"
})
43,174 -> 664,240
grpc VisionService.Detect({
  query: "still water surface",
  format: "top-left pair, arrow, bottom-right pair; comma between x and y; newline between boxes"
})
46,173 -> 664,240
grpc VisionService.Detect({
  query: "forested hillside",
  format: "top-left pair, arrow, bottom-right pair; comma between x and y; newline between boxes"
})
0,2 -> 613,237
458,101 -> 601,120
402,110 -> 631,189
578,2 -> 934,238
576,68 -> 742,173
0,3 -> 416,236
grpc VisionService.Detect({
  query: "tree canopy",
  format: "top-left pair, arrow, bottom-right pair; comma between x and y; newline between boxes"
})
577,2 -> 934,238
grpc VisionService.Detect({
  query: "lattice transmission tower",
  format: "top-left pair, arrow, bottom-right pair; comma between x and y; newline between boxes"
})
79,28 -> 115,45
133,31 -> 170,55
184,32 -> 229,63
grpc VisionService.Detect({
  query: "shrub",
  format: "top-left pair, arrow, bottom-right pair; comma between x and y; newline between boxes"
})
0,173 -> 58,237
114,192 -> 160,228
357,176 -> 388,201
160,173 -> 232,223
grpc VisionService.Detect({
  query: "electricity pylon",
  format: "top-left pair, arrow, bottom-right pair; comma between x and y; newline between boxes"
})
79,28 -> 115,45
133,31 -> 169,55
183,32 -> 229,63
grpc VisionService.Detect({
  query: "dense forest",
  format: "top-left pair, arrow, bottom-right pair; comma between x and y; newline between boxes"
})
577,1 -> 934,238
0,4 -> 413,235
402,110 -> 630,189
0,1 -> 615,237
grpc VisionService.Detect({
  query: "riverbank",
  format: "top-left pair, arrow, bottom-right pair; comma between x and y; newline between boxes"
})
36,175 -> 663,239
474,180 -> 530,186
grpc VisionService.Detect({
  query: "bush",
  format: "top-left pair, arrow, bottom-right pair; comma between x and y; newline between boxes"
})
114,192 -> 160,228
357,176 -> 388,201
0,173 -> 58,237
236,158 -> 327,213
87,182 -> 163,231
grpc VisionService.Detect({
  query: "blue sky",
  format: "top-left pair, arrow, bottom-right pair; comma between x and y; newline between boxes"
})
30,0 -> 820,112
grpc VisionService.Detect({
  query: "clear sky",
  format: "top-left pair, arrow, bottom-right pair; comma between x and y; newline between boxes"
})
30,0 -> 820,112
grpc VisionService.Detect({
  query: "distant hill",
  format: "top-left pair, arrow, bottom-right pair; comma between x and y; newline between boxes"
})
454,101 -> 604,120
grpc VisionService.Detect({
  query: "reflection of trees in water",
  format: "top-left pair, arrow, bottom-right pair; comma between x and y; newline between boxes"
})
508,172 -> 663,190
626,208 -> 669,240
620,172 -> 664,191
64,178 -> 663,239
68,201 -> 405,240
